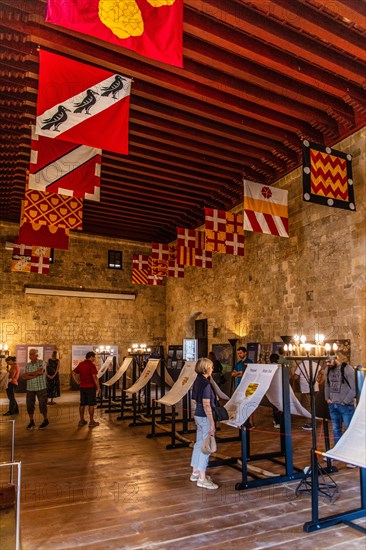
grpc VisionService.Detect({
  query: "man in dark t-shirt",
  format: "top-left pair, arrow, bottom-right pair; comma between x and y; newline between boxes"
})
72,351 -> 101,428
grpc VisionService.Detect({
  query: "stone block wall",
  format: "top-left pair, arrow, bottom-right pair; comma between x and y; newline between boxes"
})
0,230 -> 166,388
1,128 -> 365,385
166,128 -> 366,365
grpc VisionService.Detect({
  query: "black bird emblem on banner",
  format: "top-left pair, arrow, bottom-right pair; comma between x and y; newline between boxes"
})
101,75 -> 127,100
41,105 -> 71,131
74,89 -> 99,114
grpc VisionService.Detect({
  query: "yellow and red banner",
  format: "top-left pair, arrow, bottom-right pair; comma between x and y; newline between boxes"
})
46,0 -> 183,67
23,190 -> 83,231
302,141 -> 356,211
243,180 -> 289,238
205,208 -> 245,255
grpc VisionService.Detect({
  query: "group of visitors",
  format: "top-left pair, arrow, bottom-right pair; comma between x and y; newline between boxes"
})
2,349 -> 60,424
2,344 -> 358,486
190,347 -> 357,490
2,348 -> 101,430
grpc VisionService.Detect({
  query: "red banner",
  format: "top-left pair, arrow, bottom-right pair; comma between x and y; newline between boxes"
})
36,50 -> 131,155
46,0 -> 183,67
29,127 -> 101,201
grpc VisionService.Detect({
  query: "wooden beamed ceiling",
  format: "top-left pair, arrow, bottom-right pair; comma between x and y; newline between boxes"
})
0,0 -> 365,243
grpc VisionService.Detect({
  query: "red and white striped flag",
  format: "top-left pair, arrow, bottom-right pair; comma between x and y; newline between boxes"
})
243,180 -> 289,238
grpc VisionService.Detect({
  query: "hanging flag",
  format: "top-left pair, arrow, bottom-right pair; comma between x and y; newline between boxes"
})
30,256 -> 50,275
11,254 -> 32,273
11,253 -> 50,274
148,273 -> 164,286
18,221 -> 70,250
243,180 -> 289,238
11,243 -> 51,258
302,141 -> 356,211
151,242 -> 176,261
179,247 -> 213,268
167,259 -> 184,278
29,126 -> 101,201
36,50 -> 131,155
177,228 -> 205,249
176,228 -> 213,268
205,208 -> 245,255
46,0 -> 183,68
23,189 -> 83,231
132,254 -> 150,285
151,258 -> 168,277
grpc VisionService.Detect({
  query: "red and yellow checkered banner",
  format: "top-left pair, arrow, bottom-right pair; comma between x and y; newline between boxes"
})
205,208 -> 244,256
302,141 -> 356,211
23,189 -> 83,230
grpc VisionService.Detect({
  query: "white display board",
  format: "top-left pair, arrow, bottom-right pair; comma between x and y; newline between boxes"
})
124,359 -> 160,394
103,357 -> 133,386
158,361 -> 197,406
224,363 -> 279,428
324,380 -> 366,468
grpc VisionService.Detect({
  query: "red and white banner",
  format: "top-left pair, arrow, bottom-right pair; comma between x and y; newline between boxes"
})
177,246 -> 213,268
29,126 -> 101,201
177,228 -> 205,249
167,260 -> 184,278
151,242 -> 176,261
244,180 -> 289,238
36,51 -> 131,155
46,0 -> 183,67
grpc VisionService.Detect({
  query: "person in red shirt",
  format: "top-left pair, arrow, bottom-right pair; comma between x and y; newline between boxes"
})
72,351 -> 101,428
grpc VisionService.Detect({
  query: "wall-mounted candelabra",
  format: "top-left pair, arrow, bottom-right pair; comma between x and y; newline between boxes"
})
282,334 -> 338,357
128,344 -> 151,355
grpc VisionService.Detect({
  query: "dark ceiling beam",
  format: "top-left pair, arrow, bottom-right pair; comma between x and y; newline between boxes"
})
133,86 -> 317,155
266,0 -> 366,62
183,7 -> 366,102
315,0 -> 366,29
184,0 -> 366,85
183,35 -> 357,123
129,121 -> 278,180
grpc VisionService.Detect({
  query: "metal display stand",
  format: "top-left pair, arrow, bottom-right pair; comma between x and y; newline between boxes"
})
148,391 -> 195,449
233,363 -> 304,489
303,364 -> 366,533
293,356 -> 340,502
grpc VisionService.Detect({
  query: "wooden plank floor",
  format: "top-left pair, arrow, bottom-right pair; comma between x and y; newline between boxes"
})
0,392 -> 365,550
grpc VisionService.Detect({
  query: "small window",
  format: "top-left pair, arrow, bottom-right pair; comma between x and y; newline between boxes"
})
108,250 -> 122,269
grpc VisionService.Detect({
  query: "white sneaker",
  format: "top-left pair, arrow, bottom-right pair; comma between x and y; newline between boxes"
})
346,463 -> 357,469
273,423 -> 280,429
190,473 -> 211,482
197,478 -> 219,490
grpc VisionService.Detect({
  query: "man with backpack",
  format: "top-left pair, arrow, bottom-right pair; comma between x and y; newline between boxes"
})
324,356 -> 356,463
